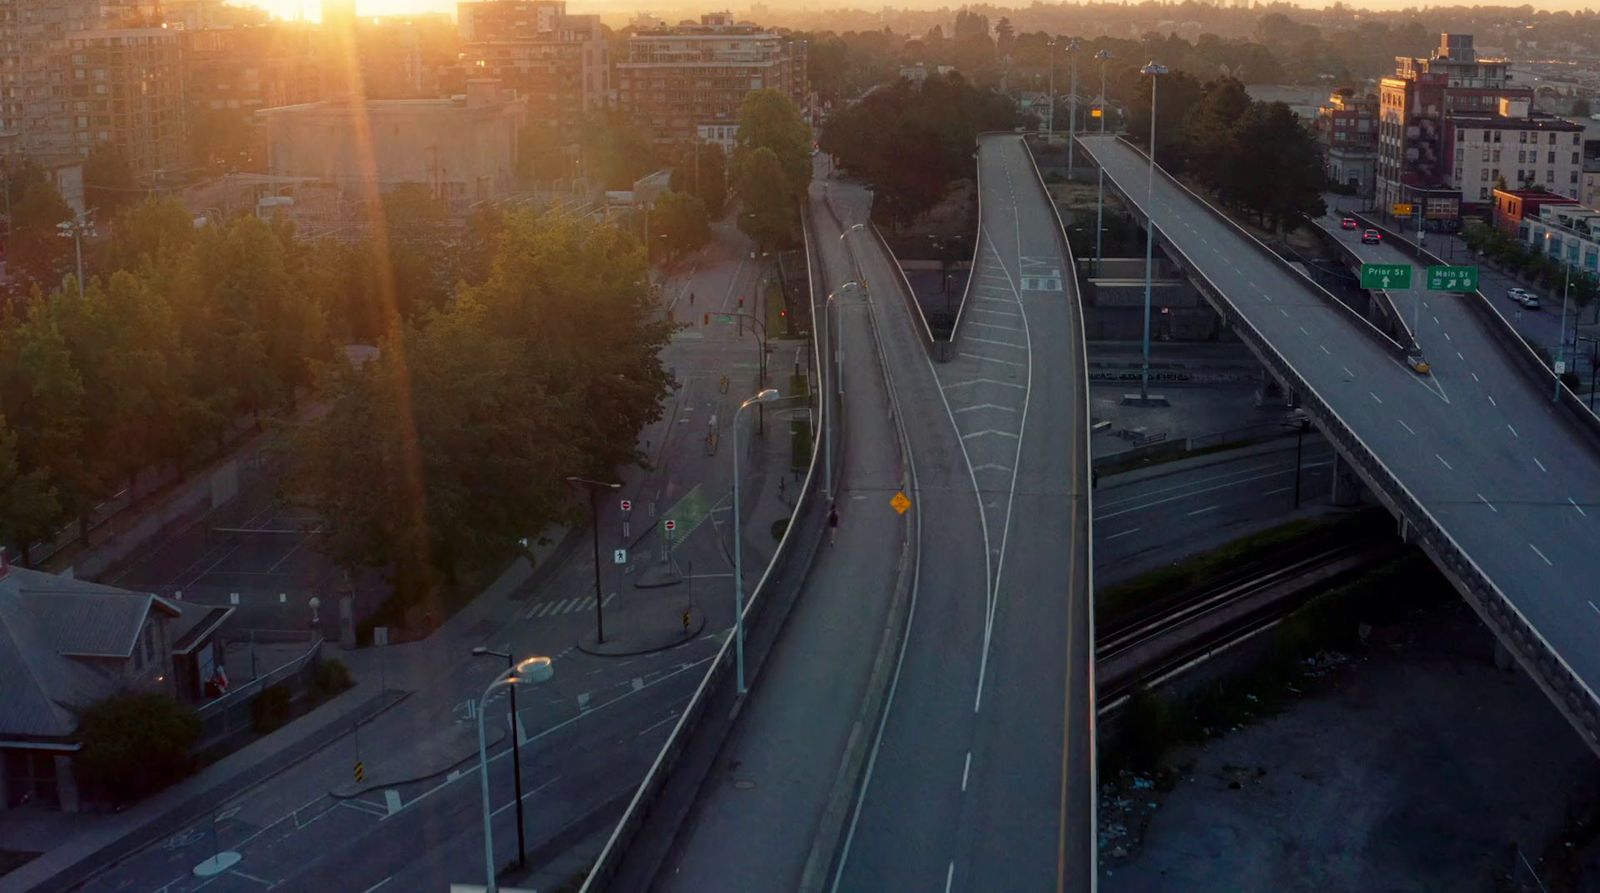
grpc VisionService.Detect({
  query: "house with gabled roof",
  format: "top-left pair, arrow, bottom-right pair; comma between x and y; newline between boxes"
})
0,553 -> 232,812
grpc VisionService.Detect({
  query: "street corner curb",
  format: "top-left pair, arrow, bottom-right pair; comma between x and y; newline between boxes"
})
797,537 -> 917,893
328,717 -> 505,799
634,565 -> 684,588
575,606 -> 708,657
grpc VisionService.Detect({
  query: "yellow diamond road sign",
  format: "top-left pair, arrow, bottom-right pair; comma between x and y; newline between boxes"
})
890,492 -> 911,515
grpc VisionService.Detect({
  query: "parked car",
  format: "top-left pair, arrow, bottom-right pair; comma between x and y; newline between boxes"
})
1508,288 -> 1540,309
1341,217 -> 1358,230
1361,229 -> 1382,244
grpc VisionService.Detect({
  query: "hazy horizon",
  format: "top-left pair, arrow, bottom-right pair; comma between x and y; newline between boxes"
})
254,0 -> 1600,25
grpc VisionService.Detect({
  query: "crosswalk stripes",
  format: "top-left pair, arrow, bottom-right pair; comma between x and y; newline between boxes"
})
524,591 -> 617,620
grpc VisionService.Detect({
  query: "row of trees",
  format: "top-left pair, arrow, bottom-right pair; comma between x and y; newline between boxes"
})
820,71 -> 1019,226
1462,222 -> 1600,311
730,90 -> 814,250
289,211 -> 672,601
1125,74 -> 1326,231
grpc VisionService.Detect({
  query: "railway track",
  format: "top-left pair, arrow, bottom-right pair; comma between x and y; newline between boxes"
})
1096,522 -> 1402,711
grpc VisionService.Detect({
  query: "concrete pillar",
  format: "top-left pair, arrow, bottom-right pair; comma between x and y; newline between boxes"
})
55,754 -> 80,813
1254,367 -> 1289,408
1330,453 -> 1363,506
1494,641 -> 1516,673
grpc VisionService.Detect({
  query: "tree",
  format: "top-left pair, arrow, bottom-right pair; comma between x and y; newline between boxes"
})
5,164 -> 74,289
670,142 -> 728,218
379,183 -> 454,320
580,111 -> 659,190
77,691 -> 200,804
1183,77 -> 1252,197
733,89 -> 812,206
1123,67 -> 1204,172
105,198 -> 196,276
652,190 -> 711,260
1573,97 -> 1592,118
83,146 -> 136,216
0,414 -> 59,563
736,148 -> 796,249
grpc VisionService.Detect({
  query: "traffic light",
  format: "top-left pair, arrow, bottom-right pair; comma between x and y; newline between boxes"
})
738,296 -> 745,309
704,312 -> 710,326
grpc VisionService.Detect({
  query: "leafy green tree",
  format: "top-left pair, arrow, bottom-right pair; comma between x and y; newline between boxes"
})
380,183 -> 454,320
5,165 -> 74,289
0,309 -> 89,547
1183,77 -> 1251,194
580,111 -> 659,190
670,142 -> 728,218
0,414 -> 59,564
105,198 -> 197,274
77,691 -> 199,804
82,146 -> 136,216
733,89 -> 812,204
736,148 -> 796,250
652,191 -> 711,260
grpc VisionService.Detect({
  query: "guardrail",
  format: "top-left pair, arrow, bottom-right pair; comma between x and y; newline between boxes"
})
869,222 -> 951,361
195,634 -> 323,748
1090,140 -> 1600,755
1349,211 -> 1600,455
1107,135 -> 1407,358
1302,216 -> 1416,348
1021,131 -> 1100,893
578,202 -> 829,892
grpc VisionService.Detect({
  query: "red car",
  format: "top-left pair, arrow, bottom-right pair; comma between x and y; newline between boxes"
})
1361,229 -> 1382,244
1340,217 -> 1358,230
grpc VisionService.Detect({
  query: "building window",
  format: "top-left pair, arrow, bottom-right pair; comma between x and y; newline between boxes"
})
1520,131 -> 1529,143
1548,170 -> 1556,183
1494,131 -> 1502,143
1482,169 -> 1490,181
1518,150 -> 1526,163
1550,133 -> 1558,145
1550,151 -> 1557,164
1574,171 -> 1581,184
1480,186 -> 1489,199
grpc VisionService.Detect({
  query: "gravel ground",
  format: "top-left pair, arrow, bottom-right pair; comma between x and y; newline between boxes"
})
1102,596 -> 1600,893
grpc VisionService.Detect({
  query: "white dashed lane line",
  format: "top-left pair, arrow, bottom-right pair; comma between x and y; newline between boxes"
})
1436,453 -> 1453,470
1530,543 -> 1554,567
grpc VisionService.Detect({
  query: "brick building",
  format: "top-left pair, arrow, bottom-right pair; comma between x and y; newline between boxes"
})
456,0 -> 608,128
616,12 -> 808,144
1315,88 -> 1378,197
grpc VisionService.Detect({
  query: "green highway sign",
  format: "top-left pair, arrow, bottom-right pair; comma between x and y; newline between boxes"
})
1360,263 -> 1412,290
1426,264 -> 1479,292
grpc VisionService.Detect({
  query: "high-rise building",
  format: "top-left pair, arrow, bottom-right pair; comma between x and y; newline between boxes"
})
1376,32 -> 1580,225
456,0 -> 607,127
0,2 -> 184,187
616,12 -> 808,144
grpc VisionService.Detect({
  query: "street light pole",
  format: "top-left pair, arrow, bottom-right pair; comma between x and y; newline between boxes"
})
732,388 -> 780,694
565,476 -> 621,642
1139,61 -> 1169,402
823,274 -> 861,499
1047,38 -> 1056,139
471,648 -> 526,871
475,656 -> 553,893
56,214 -> 93,299
1094,49 -> 1113,275
1067,38 -> 1081,181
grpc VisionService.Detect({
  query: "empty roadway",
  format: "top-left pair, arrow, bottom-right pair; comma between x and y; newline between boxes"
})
1081,133 -> 1600,724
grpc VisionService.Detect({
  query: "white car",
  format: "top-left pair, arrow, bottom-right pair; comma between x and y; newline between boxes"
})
1508,287 -> 1538,308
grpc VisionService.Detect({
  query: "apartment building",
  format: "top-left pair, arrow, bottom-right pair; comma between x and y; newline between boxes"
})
0,1 -> 183,185
1376,33 -> 1583,226
181,24 -> 327,113
1446,98 -> 1582,205
456,0 -> 607,127
616,12 -> 808,144
1315,88 -> 1377,196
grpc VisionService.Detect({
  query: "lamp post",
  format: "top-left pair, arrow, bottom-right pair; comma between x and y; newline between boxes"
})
471,647 -> 528,871
1066,38 -> 1081,180
824,264 -> 862,498
1548,232 -> 1574,402
1047,38 -> 1056,138
1138,61 -> 1169,402
475,655 -> 553,893
565,476 -> 621,642
731,388 -> 781,694
1094,49 -> 1113,275
56,214 -> 94,298
1283,415 -> 1312,509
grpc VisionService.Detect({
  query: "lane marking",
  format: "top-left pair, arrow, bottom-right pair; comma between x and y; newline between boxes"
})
1343,366 -> 1355,378
1444,332 -> 1452,342
1320,345 -> 1331,355
1186,505 -> 1220,516
1472,372 -> 1480,382
953,403 -> 1018,414
1105,527 -> 1141,541
946,861 -> 956,893
1263,486 -> 1293,496
1369,392 -> 1384,404
1477,493 -> 1498,513
1571,497 -> 1588,517
1529,543 -> 1554,566
1457,351 -> 1465,361
1435,453 -> 1453,470
1590,600 -> 1600,616
1280,308 -> 1289,317
1487,395 -> 1497,407
1507,424 -> 1519,438
1534,457 -> 1547,473
962,752 -> 972,791
1298,325 -> 1310,335
1398,419 -> 1417,435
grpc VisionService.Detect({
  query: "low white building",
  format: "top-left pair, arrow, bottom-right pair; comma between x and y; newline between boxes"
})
1523,203 -> 1600,275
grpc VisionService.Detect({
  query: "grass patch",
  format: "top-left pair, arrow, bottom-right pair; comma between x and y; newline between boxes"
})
1098,513 -> 1372,626
1103,551 -> 1451,776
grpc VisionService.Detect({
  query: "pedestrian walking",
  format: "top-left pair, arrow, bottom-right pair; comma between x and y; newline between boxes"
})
689,291 -> 696,306
828,503 -> 840,545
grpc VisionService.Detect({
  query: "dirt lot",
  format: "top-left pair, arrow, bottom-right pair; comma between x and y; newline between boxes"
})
1102,597 -> 1600,893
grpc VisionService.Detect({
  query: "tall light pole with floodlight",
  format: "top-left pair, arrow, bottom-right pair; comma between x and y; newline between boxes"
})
474,656 -> 553,893
1138,61 -> 1169,402
731,388 -> 780,693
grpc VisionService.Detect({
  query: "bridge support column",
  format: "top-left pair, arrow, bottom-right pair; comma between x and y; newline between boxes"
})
1329,453 -> 1363,506
1254,367 -> 1289,408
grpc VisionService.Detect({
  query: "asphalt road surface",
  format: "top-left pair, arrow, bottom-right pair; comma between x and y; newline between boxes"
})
1083,134 -> 1600,721
830,133 -> 1094,893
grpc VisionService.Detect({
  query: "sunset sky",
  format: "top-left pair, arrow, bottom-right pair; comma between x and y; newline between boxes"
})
254,0 -> 1596,22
